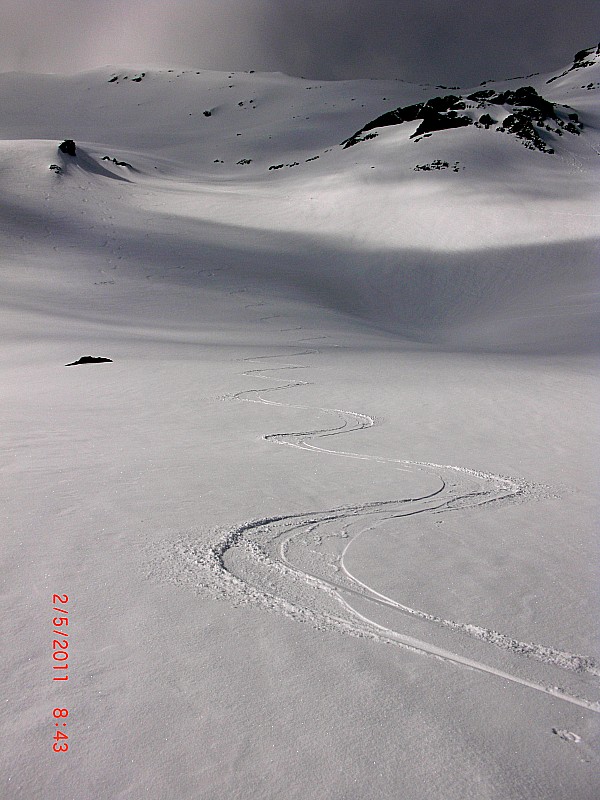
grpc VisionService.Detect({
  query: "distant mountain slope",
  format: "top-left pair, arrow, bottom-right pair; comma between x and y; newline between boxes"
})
0,46 -> 598,352
546,42 -> 600,84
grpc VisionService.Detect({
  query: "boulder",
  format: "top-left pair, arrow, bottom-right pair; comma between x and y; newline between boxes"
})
58,140 -> 76,156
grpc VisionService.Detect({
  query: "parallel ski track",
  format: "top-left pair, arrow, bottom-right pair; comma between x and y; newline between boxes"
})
197,345 -> 600,713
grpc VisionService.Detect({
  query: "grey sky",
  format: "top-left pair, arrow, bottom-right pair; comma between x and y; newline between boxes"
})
2,1 -> 598,85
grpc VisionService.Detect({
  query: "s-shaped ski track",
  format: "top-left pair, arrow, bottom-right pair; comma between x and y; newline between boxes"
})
182,335 -> 599,714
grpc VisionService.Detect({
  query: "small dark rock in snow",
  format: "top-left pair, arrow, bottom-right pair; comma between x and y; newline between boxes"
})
49,164 -> 62,174
478,113 -> 497,129
58,140 -> 76,156
65,356 -> 113,367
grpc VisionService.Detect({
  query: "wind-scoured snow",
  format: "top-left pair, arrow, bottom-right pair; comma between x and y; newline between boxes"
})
1,47 -> 599,800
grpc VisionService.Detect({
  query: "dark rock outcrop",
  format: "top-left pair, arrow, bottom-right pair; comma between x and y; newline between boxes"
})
343,95 -> 471,147
65,356 -> 113,366
58,140 -> 76,156
342,85 -> 582,154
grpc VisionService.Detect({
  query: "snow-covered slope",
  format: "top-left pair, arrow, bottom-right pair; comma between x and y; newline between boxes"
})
1,47 -> 599,800
1,46 -> 598,351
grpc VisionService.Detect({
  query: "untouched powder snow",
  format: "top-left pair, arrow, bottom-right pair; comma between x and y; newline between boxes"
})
1,46 -> 599,800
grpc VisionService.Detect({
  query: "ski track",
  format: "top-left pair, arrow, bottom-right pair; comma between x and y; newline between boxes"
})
179,322 -> 600,714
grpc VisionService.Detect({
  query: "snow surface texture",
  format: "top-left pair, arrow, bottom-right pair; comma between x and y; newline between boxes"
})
1,46 -> 599,799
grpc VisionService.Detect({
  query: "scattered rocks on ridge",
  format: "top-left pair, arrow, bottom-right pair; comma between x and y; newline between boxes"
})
269,162 -> 299,170
108,72 -> 145,84
101,155 -> 133,168
414,160 -> 462,172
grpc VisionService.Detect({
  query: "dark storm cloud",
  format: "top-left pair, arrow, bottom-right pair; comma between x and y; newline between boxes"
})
251,0 -> 600,84
1,1 -> 598,85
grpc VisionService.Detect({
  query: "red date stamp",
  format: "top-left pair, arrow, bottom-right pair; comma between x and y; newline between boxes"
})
52,708 -> 69,752
52,594 -> 70,752
52,593 -> 70,681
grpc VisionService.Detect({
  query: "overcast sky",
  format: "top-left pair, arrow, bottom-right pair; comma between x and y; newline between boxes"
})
1,1 -> 598,85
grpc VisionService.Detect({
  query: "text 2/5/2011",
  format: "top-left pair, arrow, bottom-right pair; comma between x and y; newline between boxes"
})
52,593 -> 69,682
52,593 -> 70,753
